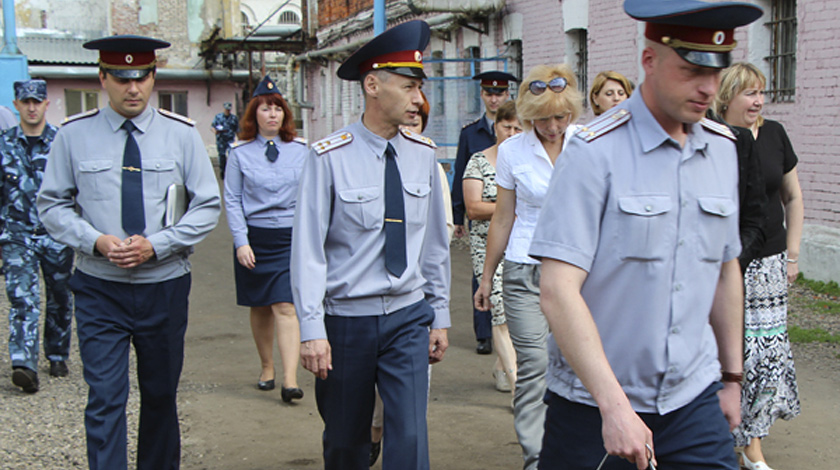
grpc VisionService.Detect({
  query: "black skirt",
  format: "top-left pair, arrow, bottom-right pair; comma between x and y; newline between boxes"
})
234,226 -> 293,307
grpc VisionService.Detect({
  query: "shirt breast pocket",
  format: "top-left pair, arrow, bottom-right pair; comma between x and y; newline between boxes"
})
616,195 -> 673,261
337,186 -> 382,230
403,181 -> 431,227
144,159 -> 179,194
77,159 -> 113,201
695,196 -> 737,262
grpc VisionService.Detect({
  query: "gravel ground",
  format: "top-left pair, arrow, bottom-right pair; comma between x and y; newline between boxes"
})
0,270 -> 837,468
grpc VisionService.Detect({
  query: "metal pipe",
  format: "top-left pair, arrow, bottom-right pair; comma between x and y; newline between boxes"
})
2,0 -> 21,55
374,0 -> 386,35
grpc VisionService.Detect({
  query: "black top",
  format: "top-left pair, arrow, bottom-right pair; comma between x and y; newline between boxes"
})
755,119 -> 798,258
731,125 -> 768,272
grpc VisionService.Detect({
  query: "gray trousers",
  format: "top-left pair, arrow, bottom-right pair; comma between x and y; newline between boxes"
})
503,260 -> 548,470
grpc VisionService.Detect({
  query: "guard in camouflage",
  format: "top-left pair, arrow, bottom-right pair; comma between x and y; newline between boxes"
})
1,79 -> 73,394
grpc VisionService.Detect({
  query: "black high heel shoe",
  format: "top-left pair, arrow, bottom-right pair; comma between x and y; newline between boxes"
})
258,375 -> 275,391
281,386 -> 304,402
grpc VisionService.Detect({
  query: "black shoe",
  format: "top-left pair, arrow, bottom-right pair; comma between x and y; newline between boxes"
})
281,386 -> 304,403
49,361 -> 69,378
369,440 -> 381,467
476,338 -> 492,355
258,378 -> 275,391
12,367 -> 39,393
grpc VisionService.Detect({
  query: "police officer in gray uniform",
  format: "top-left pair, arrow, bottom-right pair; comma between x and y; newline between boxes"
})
37,36 -> 220,470
530,1 -> 763,469
292,20 -> 450,470
1,79 -> 73,393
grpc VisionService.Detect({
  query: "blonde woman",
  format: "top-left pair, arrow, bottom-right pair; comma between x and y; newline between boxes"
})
714,62 -> 803,470
589,70 -> 633,116
475,64 -> 583,470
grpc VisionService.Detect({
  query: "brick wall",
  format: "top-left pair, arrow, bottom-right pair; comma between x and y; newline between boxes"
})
508,0 -> 566,72
319,0 -> 373,27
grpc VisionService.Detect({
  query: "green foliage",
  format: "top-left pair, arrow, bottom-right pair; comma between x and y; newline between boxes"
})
795,273 -> 840,298
789,325 -> 840,344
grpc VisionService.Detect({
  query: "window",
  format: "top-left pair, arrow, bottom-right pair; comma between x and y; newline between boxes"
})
278,11 -> 300,25
432,50 -> 445,116
336,79 -> 343,116
466,46 -> 481,115
65,89 -> 99,116
159,91 -> 188,116
570,29 -> 588,106
241,11 -> 251,35
765,0 -> 796,102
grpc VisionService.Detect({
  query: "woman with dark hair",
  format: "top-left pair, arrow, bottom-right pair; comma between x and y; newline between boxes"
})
224,75 -> 306,403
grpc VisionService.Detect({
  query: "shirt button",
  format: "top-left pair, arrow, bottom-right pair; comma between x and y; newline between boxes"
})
644,205 -> 653,212
156,163 -> 161,168
668,366 -> 677,373
674,284 -> 682,291
678,239 -> 685,246
671,327 -> 680,334
357,195 -> 363,200
681,200 -> 688,208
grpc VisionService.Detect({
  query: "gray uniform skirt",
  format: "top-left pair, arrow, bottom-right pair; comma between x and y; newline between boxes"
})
234,226 -> 293,307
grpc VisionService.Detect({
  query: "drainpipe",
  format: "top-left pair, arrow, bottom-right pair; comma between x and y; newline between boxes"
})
1,0 -> 30,109
374,0 -> 386,35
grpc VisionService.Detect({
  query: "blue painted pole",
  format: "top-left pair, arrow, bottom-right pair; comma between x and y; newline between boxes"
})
373,0 -> 386,35
1,0 -> 31,111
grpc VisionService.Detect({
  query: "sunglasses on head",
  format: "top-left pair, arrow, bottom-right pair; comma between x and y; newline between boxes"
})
529,77 -> 568,95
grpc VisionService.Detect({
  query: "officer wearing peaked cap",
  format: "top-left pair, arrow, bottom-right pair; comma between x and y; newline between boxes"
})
292,20 -> 450,470
450,70 -> 517,354
529,1 -> 762,469
37,34 -> 220,470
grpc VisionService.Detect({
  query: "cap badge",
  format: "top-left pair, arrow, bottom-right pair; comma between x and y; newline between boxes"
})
125,54 -> 134,64
713,31 -> 726,45
492,80 -> 498,86
414,50 -> 422,63
268,82 -> 274,89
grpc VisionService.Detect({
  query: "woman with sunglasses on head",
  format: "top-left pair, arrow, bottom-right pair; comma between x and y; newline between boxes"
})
475,64 -> 583,470
224,76 -> 306,403
713,62 -> 802,470
589,70 -> 633,116
464,100 -> 523,395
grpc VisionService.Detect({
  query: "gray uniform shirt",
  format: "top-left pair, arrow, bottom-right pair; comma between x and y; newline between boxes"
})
224,135 -> 307,248
529,91 -> 741,415
291,120 -> 451,342
37,105 -> 221,284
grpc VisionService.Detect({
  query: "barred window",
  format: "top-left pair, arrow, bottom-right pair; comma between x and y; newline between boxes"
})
765,0 -> 796,103
466,47 -> 481,115
570,29 -> 588,106
278,11 -> 300,25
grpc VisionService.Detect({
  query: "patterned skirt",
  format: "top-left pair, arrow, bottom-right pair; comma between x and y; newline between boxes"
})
732,252 -> 800,446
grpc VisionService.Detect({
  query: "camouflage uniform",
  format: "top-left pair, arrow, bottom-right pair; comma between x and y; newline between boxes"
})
0,123 -> 74,372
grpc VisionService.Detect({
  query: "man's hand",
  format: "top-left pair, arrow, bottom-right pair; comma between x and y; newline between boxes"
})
301,339 -> 332,380
453,225 -> 466,239
104,235 -> 156,269
600,402 -> 656,470
718,381 -> 742,431
428,328 -> 448,364
474,279 -> 493,312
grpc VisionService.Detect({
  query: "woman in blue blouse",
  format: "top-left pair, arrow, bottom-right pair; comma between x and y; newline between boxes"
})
224,76 -> 307,402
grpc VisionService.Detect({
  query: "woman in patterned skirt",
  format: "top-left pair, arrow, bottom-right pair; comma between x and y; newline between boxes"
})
463,100 -> 522,394
714,62 -> 803,470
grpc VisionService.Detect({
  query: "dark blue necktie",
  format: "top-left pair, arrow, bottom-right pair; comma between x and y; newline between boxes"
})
266,140 -> 278,162
121,120 -> 145,235
384,143 -> 407,277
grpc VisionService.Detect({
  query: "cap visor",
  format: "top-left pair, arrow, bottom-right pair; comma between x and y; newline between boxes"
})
675,49 -> 731,69
387,67 -> 427,80
105,68 -> 154,79
16,95 -> 45,102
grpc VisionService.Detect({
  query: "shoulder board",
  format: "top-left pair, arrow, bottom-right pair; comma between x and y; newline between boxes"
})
700,118 -> 736,141
230,139 -> 253,149
61,108 -> 99,126
400,128 -> 437,148
575,108 -> 631,143
313,132 -> 353,155
462,117 -> 481,129
158,108 -> 195,126
293,136 -> 308,145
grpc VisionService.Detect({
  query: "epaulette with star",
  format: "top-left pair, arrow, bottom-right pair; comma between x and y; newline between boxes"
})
230,139 -> 252,149
700,118 -> 736,141
293,136 -> 308,145
313,132 -> 353,155
158,108 -> 195,126
400,128 -> 437,148
61,108 -> 99,126
575,107 -> 631,143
